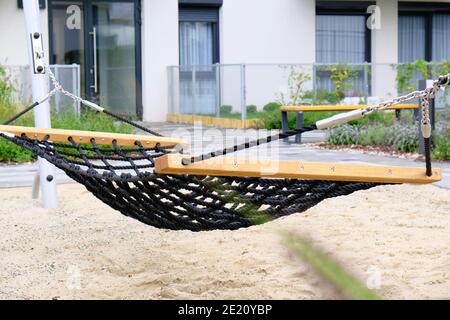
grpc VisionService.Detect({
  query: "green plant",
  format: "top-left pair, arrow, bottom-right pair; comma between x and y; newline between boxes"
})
385,124 -> 418,152
433,133 -> 450,160
329,63 -> 356,100
263,102 -> 281,113
327,123 -> 419,153
357,126 -> 386,146
246,104 -> 257,114
0,65 -> 15,106
327,125 -> 360,145
219,105 -> 232,115
277,67 -> 312,105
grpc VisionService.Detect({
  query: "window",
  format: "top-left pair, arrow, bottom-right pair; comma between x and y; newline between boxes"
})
315,1 -> 373,97
179,7 -> 219,65
398,3 -> 450,62
316,15 -> 367,64
178,5 -> 220,115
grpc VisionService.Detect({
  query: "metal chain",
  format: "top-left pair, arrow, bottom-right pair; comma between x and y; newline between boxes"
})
364,74 -> 449,114
45,61 -> 83,104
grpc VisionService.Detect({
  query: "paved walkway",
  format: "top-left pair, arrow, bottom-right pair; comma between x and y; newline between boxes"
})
1,123 -> 449,189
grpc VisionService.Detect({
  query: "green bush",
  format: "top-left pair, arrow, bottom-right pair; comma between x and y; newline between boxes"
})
246,105 -> 257,114
357,126 -> 386,146
433,134 -> 450,160
220,105 -> 232,115
263,102 -> 281,113
327,125 -> 360,145
327,123 -> 419,153
0,138 -> 35,162
385,124 -> 418,152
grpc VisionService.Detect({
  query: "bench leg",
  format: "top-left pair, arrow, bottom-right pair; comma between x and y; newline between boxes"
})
281,110 -> 289,142
395,109 -> 401,121
295,112 -> 303,143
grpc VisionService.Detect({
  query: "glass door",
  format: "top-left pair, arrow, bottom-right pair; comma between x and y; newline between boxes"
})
49,0 -> 141,117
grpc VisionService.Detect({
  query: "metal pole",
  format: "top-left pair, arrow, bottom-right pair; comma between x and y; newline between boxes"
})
192,65 -> 197,115
215,63 -> 221,117
23,0 -> 58,208
240,64 -> 246,120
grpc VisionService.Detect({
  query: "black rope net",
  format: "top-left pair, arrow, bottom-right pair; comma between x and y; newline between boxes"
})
0,132 -> 382,231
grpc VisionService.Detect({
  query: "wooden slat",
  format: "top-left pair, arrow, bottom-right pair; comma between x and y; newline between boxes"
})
280,104 -> 418,112
0,125 -> 185,148
166,113 -> 263,129
155,154 -> 441,184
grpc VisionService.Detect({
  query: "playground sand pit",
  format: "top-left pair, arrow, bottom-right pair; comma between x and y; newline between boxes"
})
0,183 -> 449,299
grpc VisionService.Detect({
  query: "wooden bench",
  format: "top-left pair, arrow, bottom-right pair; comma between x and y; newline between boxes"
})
280,104 -> 419,143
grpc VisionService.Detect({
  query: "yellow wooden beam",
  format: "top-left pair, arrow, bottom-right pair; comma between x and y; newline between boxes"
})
280,104 -> 418,112
0,125 -> 185,148
155,154 -> 441,184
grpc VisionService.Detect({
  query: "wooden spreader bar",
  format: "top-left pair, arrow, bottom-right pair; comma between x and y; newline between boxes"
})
155,154 -> 442,184
0,125 -> 185,148
280,104 -> 418,112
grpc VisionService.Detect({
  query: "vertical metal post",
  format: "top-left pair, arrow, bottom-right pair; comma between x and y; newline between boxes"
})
215,63 -> 221,117
240,64 -> 247,120
281,110 -> 289,142
295,112 -> 303,144
72,63 -> 80,114
312,64 -> 316,105
23,0 -> 58,208
192,65 -> 197,115
363,64 -> 369,99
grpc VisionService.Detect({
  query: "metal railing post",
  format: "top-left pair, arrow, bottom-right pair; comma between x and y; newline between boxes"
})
192,65 -> 197,115
215,63 -> 221,117
240,64 -> 247,120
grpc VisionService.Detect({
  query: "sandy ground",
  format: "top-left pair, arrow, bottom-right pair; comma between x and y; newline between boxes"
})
0,183 -> 449,300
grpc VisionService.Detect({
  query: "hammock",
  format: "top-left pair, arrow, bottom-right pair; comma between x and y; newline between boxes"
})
0,73 -> 448,231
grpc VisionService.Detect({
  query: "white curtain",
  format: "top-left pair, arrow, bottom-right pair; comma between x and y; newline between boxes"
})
398,15 -> 426,62
432,14 -> 450,62
316,15 -> 366,63
179,22 -> 213,65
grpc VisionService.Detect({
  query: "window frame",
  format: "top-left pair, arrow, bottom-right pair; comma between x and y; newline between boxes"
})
178,6 -> 220,65
316,1 -> 373,63
399,2 -> 450,62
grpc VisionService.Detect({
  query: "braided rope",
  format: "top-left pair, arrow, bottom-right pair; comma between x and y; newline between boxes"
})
0,132 -> 382,231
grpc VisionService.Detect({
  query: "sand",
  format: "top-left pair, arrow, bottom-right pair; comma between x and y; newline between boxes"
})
0,183 -> 449,300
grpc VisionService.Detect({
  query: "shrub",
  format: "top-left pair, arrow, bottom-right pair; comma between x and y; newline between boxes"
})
327,123 -> 419,153
433,133 -> 450,160
357,126 -> 386,146
220,105 -> 232,115
0,138 -> 36,162
246,105 -> 257,114
263,102 -> 281,113
327,125 -> 360,145
385,124 -> 418,152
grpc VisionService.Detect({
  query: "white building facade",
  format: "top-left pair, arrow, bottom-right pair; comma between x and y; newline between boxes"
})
0,0 -> 449,121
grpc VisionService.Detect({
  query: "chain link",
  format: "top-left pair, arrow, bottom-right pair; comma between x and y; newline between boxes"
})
45,61 -> 83,104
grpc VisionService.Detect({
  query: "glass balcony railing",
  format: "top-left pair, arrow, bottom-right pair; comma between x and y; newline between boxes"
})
168,62 -> 450,120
